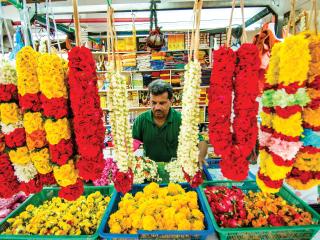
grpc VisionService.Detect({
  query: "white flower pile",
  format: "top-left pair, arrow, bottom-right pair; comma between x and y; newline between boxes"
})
132,156 -> 161,184
107,63 -> 134,173
175,60 -> 202,179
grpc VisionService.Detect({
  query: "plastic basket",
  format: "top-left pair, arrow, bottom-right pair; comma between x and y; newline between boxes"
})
99,183 -> 214,240
203,159 -> 255,181
0,186 -> 114,240
199,180 -> 320,240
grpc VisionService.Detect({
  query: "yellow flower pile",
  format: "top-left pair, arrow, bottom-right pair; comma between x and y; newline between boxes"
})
44,118 -> 71,145
30,148 -> 52,174
108,183 -> 205,234
2,191 -> 110,236
16,46 -> 40,96
23,112 -> 44,134
0,103 -> 21,125
37,53 -> 67,99
9,147 -> 31,165
53,161 -> 78,187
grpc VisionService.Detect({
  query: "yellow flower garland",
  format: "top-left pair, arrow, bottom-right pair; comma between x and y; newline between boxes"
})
265,43 -> 281,86
295,152 -> 320,171
279,34 -> 311,86
308,34 -> 320,83
30,148 -> 52,174
256,175 -> 280,194
16,46 -> 40,96
44,118 -> 71,145
23,112 -> 44,134
37,53 -> 67,99
53,161 -> 78,187
259,149 -> 292,181
303,108 -> 320,128
260,111 -> 273,128
9,147 -> 31,165
286,178 -> 320,190
307,88 -> 320,100
272,112 -> 303,137
0,103 -> 21,125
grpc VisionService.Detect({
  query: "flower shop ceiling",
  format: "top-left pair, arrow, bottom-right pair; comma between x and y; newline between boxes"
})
2,0 -> 310,36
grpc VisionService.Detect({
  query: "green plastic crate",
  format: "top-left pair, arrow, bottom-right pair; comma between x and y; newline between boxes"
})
0,185 -> 114,240
199,180 -> 320,240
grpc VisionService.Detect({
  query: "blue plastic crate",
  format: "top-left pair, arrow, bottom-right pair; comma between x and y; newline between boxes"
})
99,183 -> 214,240
203,158 -> 256,181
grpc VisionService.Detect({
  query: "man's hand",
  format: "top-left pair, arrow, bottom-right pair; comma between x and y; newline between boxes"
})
198,141 -> 208,168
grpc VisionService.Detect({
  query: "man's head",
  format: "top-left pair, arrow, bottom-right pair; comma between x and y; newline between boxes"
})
148,80 -> 173,120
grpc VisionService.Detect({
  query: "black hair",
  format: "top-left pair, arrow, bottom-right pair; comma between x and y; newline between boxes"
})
148,80 -> 173,99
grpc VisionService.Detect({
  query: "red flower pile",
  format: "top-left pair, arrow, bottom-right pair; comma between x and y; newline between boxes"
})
208,44 -> 260,180
68,47 -> 105,181
0,154 -> 20,198
205,186 -> 247,228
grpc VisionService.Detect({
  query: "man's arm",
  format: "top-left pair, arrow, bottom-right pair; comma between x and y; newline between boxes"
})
198,140 -> 208,167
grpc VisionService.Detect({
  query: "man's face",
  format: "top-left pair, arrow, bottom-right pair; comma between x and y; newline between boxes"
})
150,92 -> 172,119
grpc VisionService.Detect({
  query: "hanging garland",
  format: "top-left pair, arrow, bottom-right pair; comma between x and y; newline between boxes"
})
68,46 -> 105,183
208,44 -> 260,181
286,33 -> 320,190
257,33 -> 311,193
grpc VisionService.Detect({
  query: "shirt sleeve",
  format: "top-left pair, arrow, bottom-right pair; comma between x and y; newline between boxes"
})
132,116 -> 143,141
198,133 -> 204,142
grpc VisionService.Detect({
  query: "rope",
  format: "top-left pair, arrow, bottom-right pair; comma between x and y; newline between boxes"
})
188,0 -> 203,62
240,0 -> 247,43
288,0 -> 296,35
45,0 -> 51,53
72,0 -> 81,47
226,0 -> 236,48
49,0 -> 61,53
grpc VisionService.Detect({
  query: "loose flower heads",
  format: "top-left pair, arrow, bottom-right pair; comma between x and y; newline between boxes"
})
208,44 -> 260,181
257,33 -> 311,193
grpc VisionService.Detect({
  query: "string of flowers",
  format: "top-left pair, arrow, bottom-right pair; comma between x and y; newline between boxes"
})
257,34 -> 311,193
15,46 -> 57,195
107,63 -> 134,193
286,33 -> 320,190
208,44 -> 260,181
175,60 -> 203,187
68,47 -> 105,185
0,61 -> 21,198
37,53 -> 83,200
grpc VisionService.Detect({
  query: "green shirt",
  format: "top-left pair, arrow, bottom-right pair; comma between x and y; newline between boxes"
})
132,108 -> 181,162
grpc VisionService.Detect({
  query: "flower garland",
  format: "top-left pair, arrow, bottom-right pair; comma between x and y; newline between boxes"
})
208,44 -> 260,181
107,63 -> 134,193
0,153 -> 20,198
286,34 -> 320,190
257,34 -> 311,193
68,47 -> 105,183
131,156 -> 161,184
175,60 -> 203,186
93,158 -> 118,186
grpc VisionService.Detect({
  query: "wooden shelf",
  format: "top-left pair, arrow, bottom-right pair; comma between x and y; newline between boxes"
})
102,105 -> 207,111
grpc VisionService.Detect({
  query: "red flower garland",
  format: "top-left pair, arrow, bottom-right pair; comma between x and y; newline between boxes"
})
113,169 -> 133,194
68,47 -> 105,181
4,128 -> 26,148
288,167 -> 320,184
49,139 -> 73,166
0,153 -> 20,198
209,44 -> 260,181
18,93 -> 42,112
0,84 -> 18,102
41,94 -> 68,119
58,179 -> 84,201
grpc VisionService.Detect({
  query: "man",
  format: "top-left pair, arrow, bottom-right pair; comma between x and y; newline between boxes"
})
132,80 -> 208,165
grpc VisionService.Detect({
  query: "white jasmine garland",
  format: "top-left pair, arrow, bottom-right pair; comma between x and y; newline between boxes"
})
0,121 -> 23,134
13,162 -> 37,183
107,63 -> 134,173
0,60 -> 17,85
175,60 -> 202,179
165,160 -> 185,182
